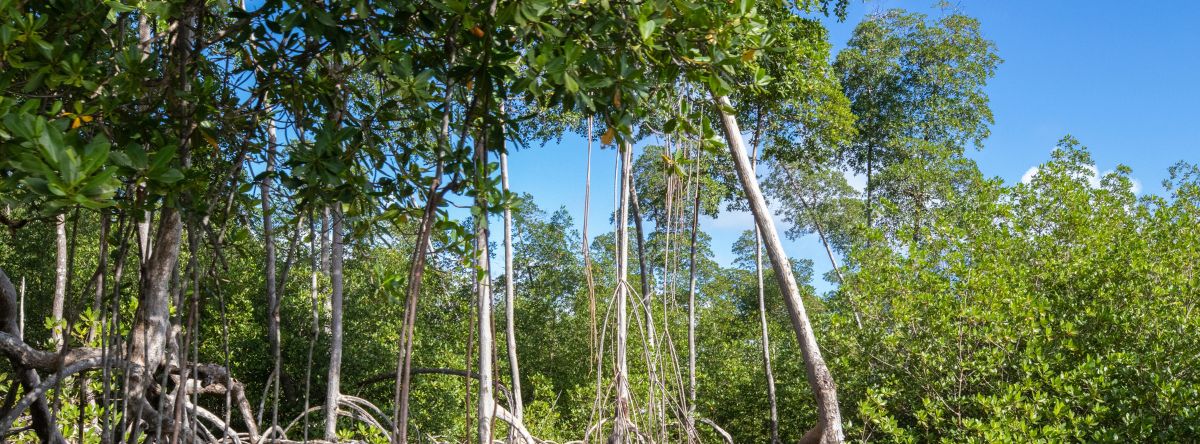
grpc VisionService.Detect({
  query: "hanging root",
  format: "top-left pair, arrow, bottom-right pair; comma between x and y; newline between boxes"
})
697,418 -> 732,444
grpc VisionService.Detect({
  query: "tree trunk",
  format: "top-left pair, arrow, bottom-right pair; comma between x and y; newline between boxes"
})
127,207 -> 182,427
686,142 -> 702,416
262,115 -> 283,435
865,145 -> 874,230
500,151 -> 524,422
612,141 -> 634,441
321,207 -> 330,275
582,117 -> 598,369
712,94 -> 843,443
473,136 -> 496,444
393,169 -> 442,443
754,228 -> 781,444
323,206 -> 345,441
52,213 -> 67,350
750,136 -> 780,444
395,51 -> 454,437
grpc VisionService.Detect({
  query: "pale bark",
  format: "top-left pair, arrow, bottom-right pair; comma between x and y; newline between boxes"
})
138,212 -> 153,267
500,152 -> 524,422
262,115 -> 283,435
713,94 -> 843,443
52,213 -> 67,350
128,207 -> 182,416
128,4 -> 197,438
612,142 -> 634,441
582,117 -> 597,367
686,143 -> 701,414
17,277 -> 23,340
323,206 -> 345,441
473,136 -> 496,444
304,215 -> 321,442
321,207 -> 330,275
750,124 -> 780,444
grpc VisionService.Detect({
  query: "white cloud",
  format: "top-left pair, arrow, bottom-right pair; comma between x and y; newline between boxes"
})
1019,164 -> 1142,195
1085,165 -> 1102,188
1020,166 -> 1040,184
844,170 -> 867,193
707,209 -> 755,229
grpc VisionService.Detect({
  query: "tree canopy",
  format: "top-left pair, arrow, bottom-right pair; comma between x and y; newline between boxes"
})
0,1 -> 1195,444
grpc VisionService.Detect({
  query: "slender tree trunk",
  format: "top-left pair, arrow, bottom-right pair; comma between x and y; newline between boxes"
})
713,94 -> 843,443
749,130 -> 780,444
628,180 -> 667,436
393,168 -> 442,443
629,184 -> 661,437
18,277 -> 23,340
753,229 -> 781,444
323,206 -> 345,441
304,214 -> 321,442
321,207 -> 330,275
612,141 -> 634,441
52,213 -> 67,350
395,46 -> 454,435
865,145 -> 874,230
630,189 -> 652,307
582,117 -> 597,370
500,151 -> 524,422
473,136 -> 496,444
128,4 -> 198,438
685,140 -> 702,442
261,115 -> 283,435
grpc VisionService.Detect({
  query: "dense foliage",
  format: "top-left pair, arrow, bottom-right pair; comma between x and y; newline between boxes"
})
0,0 -> 1194,443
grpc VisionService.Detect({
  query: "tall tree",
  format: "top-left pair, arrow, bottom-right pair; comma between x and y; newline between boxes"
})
834,9 -> 999,237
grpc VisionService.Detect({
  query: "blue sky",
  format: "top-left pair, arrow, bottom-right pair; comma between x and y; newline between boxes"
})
500,1 -> 1200,293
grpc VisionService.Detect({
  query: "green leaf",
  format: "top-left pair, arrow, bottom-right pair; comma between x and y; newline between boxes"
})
638,17 -> 656,41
